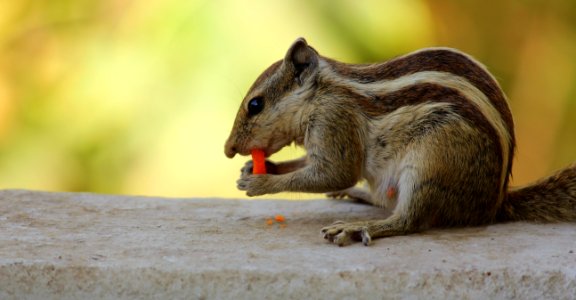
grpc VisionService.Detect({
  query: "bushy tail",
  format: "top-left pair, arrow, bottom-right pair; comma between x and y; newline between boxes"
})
497,164 -> 576,222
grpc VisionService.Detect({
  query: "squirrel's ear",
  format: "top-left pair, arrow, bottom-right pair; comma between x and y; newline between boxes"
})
284,37 -> 318,85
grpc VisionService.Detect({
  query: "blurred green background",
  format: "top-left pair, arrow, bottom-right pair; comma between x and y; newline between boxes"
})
1,0 -> 575,198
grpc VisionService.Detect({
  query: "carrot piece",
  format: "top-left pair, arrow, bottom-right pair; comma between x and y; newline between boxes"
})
265,218 -> 274,226
251,149 -> 267,175
274,214 -> 285,223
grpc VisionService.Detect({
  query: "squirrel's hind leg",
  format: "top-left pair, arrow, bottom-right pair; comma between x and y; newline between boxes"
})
326,187 -> 374,205
321,180 -> 422,246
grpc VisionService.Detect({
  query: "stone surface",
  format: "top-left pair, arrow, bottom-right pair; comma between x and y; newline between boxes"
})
0,189 -> 575,299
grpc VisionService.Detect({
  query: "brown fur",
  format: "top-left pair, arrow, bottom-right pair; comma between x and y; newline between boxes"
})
328,49 -> 516,196
225,38 -> 576,246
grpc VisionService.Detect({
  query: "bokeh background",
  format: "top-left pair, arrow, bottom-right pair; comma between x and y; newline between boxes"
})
1,0 -> 575,198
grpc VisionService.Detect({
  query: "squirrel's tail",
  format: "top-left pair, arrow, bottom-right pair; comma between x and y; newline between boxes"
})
497,164 -> 576,222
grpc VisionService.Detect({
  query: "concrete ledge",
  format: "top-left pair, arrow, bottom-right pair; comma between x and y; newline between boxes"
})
0,190 -> 575,299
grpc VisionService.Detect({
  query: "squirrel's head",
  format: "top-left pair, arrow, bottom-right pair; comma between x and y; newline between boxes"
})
225,38 -> 320,158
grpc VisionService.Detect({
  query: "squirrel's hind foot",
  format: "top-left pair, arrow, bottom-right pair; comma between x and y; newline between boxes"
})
321,216 -> 411,246
326,187 -> 373,205
321,221 -> 372,246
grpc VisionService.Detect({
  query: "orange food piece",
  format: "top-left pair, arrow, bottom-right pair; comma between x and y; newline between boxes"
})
386,186 -> 397,199
251,149 -> 267,175
265,218 -> 274,226
274,214 -> 285,223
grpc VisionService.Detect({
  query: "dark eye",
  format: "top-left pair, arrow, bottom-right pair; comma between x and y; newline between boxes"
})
247,97 -> 264,116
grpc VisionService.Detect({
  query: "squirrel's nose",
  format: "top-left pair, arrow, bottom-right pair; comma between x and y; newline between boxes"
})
224,140 -> 237,158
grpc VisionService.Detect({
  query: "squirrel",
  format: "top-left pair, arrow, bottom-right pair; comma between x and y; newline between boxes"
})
224,37 -> 576,246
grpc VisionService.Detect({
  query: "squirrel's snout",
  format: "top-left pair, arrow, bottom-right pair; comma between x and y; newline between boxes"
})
224,139 -> 237,158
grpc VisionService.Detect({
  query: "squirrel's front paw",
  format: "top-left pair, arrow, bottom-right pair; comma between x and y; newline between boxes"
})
237,174 -> 272,196
240,161 -> 254,177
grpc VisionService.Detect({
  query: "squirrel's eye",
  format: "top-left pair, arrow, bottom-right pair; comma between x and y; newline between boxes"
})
247,97 -> 264,116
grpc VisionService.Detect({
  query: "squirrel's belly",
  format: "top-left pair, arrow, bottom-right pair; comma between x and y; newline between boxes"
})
364,154 -> 418,210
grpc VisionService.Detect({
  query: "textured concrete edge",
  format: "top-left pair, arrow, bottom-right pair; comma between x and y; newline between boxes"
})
1,263 -> 574,300
2,190 -> 575,299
